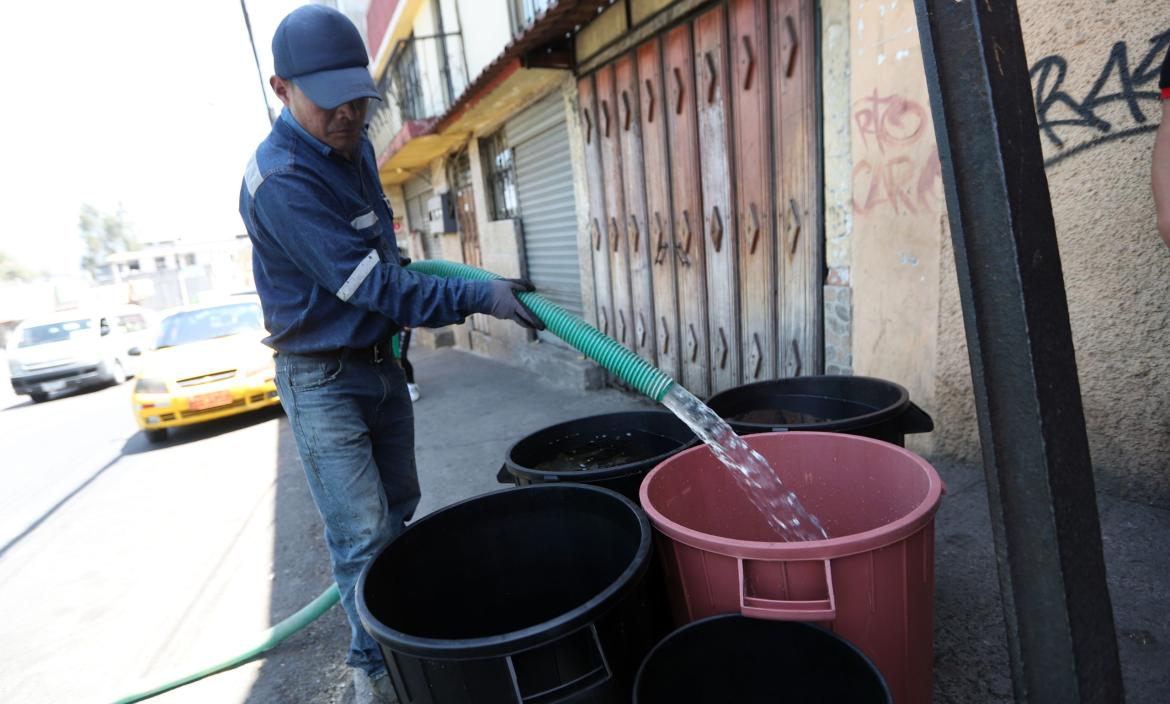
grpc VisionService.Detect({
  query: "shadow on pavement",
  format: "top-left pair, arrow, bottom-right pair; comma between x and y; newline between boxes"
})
243,412 -> 354,704
120,406 -> 285,455
0,382 -> 109,412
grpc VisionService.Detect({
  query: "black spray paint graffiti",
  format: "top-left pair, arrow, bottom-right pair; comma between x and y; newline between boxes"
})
1031,29 -> 1170,167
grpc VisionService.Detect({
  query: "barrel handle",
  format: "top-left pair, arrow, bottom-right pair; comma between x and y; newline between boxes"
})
898,401 -> 935,434
496,464 -> 515,484
737,558 -> 836,621
505,623 -> 613,703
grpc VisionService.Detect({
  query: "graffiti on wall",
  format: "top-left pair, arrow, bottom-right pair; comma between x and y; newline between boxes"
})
851,90 -> 943,216
1031,29 -> 1170,167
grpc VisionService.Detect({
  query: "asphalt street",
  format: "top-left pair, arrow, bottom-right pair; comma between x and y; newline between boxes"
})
0,371 -> 309,704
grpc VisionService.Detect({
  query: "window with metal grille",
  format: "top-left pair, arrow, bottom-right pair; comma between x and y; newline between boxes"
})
480,131 -> 518,220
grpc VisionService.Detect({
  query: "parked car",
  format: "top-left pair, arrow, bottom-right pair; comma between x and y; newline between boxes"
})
6,306 -> 155,403
131,298 -> 278,443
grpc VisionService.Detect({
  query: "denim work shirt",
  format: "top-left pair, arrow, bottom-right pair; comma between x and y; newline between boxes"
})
239,109 -> 491,354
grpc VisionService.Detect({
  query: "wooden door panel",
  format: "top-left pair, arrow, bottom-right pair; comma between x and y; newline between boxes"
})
577,75 -> 615,339
772,0 -> 821,377
615,53 -> 657,365
596,65 -> 636,352
636,37 -> 681,383
694,5 -> 741,394
663,22 -> 711,398
730,0 -> 776,384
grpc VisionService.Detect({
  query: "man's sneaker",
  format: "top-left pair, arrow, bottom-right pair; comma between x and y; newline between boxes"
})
407,383 -> 420,402
352,668 -> 399,704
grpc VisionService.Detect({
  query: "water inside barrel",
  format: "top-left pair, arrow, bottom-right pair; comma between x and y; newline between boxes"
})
532,430 -> 682,471
729,397 -> 875,426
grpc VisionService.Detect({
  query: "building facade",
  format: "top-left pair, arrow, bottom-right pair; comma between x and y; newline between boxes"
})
366,0 -> 1170,504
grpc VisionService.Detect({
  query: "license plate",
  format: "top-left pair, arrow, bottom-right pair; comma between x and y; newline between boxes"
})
42,381 -> 66,393
188,390 -> 233,411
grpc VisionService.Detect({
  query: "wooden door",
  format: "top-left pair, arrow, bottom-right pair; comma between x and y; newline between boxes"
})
730,0 -> 776,383
637,38 -> 680,383
663,23 -> 711,398
615,53 -> 657,366
694,6 -> 741,394
577,75 -> 616,339
596,65 -> 636,352
772,0 -> 821,376
455,183 -> 489,334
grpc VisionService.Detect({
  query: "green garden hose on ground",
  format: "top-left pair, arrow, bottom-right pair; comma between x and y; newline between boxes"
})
406,259 -> 677,402
111,585 -> 340,703
112,260 -> 677,702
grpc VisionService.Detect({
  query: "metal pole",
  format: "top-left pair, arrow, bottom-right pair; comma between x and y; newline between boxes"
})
911,1 -> 1124,702
240,0 -> 275,126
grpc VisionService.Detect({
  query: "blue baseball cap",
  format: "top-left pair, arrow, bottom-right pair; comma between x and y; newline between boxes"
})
272,5 -> 380,110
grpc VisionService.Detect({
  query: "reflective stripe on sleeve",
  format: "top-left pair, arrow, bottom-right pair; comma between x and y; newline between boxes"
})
336,249 -> 380,302
350,211 -> 379,229
245,153 -> 265,196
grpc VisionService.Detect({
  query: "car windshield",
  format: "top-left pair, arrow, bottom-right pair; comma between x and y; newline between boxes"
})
18,319 -> 92,347
155,303 -> 264,348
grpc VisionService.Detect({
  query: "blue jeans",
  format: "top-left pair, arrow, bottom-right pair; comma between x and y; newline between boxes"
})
275,350 -> 420,678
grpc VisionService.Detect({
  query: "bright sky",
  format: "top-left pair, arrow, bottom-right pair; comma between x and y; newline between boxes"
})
0,0 -> 309,277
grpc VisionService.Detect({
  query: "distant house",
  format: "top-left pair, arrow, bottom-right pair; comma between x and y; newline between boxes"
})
96,235 -> 255,310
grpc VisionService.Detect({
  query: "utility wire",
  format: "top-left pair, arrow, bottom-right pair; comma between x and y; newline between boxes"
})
240,0 -> 275,126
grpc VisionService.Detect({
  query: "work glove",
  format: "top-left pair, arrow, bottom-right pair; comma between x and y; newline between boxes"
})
483,278 -> 545,330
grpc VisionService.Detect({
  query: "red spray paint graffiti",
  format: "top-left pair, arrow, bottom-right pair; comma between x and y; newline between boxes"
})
852,89 -> 944,216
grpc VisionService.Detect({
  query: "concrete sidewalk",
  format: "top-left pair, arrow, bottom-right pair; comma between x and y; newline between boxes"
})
245,344 -> 1168,703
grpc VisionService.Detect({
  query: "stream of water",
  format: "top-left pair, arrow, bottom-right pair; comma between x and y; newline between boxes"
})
661,384 -> 828,542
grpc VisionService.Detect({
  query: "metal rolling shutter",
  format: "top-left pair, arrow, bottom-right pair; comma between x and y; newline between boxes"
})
509,92 -> 584,319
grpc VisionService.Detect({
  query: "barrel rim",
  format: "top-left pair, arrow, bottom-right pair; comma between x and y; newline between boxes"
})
632,614 -> 892,703
503,410 -> 698,482
356,483 -> 652,658
638,431 -> 944,560
705,375 -> 911,433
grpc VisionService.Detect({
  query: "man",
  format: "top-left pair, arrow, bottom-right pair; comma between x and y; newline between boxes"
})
238,6 -> 543,702
1153,41 -> 1170,249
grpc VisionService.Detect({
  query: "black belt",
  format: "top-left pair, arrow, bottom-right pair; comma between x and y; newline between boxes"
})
295,340 -> 396,365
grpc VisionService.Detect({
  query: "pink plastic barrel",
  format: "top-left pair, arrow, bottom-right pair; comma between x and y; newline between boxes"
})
639,431 -> 943,704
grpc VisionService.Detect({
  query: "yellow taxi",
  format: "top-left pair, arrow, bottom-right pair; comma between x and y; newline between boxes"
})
131,298 -> 279,442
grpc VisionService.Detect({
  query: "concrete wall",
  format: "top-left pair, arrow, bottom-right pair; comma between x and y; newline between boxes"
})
821,0 -> 853,375
454,0 -> 511,81
562,75 -> 599,328
1016,1 -> 1170,502
846,0 -> 948,457
842,0 -> 1170,503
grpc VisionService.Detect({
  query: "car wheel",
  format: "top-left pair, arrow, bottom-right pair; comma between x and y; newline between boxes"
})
30,392 -> 49,403
145,428 -> 168,443
109,361 -> 127,386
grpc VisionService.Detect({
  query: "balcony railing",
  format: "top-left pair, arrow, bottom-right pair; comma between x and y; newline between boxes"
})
510,0 -> 558,34
368,32 -> 469,158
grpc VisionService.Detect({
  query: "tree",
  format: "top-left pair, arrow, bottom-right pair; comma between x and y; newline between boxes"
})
79,204 -> 138,276
0,250 -> 34,282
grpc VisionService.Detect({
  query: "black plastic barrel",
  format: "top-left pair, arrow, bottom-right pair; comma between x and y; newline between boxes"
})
497,411 -> 697,502
634,614 -> 892,703
356,484 -> 658,704
706,375 -> 933,446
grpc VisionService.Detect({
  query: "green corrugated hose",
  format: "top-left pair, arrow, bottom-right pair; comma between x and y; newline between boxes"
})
111,260 -> 676,702
407,259 -> 677,402
111,584 -> 340,703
